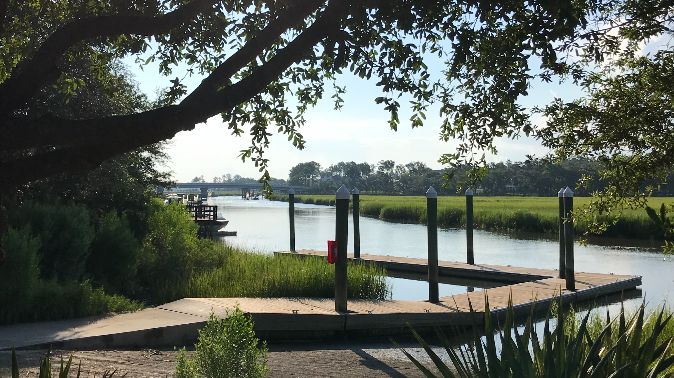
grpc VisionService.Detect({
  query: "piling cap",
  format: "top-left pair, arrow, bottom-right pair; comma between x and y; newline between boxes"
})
336,185 -> 350,200
351,187 -> 360,195
288,188 -> 295,195
426,186 -> 437,198
558,187 -> 564,197
465,188 -> 474,196
563,186 -> 574,197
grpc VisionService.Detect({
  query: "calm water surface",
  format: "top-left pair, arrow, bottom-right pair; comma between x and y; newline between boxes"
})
208,196 -> 673,310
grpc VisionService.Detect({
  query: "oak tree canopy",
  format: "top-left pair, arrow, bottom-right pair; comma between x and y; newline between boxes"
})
1,0 -> 672,212
0,0 -> 596,188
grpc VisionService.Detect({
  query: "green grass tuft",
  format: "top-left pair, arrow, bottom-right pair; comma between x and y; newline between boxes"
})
187,248 -> 390,300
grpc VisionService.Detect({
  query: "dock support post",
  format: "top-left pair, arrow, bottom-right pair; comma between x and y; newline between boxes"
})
558,188 -> 565,278
352,187 -> 361,259
426,186 -> 439,304
466,188 -> 474,265
289,189 -> 295,252
335,185 -> 350,312
563,187 -> 575,290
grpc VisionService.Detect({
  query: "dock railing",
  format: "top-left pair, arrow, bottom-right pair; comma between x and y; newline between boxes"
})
186,202 -> 218,221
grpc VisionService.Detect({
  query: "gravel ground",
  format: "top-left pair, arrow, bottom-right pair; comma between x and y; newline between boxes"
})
0,344 -> 440,377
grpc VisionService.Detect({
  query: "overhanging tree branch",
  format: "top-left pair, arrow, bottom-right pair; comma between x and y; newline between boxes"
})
0,0 -> 346,188
0,0 -> 218,115
0,0 -> 328,153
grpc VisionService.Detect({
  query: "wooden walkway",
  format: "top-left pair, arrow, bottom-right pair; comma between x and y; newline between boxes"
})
0,251 -> 641,349
277,249 -> 642,320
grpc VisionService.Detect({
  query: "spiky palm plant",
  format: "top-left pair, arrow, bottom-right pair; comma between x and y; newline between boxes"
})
400,297 -> 674,377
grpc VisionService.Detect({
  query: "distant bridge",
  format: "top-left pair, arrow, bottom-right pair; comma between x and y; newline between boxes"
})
167,182 -> 308,198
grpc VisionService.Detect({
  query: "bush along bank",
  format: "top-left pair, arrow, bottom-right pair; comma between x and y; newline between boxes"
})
267,194 -> 668,240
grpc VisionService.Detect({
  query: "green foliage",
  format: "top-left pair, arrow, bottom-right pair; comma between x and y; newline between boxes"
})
138,200 -> 200,303
175,310 -> 268,378
646,204 -> 674,253
0,227 -> 41,322
10,350 -> 81,378
401,299 -> 674,377
288,161 -> 321,187
0,276 -> 141,324
27,280 -> 141,323
381,205 -> 425,224
9,202 -> 94,282
187,247 -> 389,300
0,212 -> 141,324
87,211 -> 139,295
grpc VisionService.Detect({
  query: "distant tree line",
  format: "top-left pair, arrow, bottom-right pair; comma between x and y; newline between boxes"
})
287,157 -> 674,196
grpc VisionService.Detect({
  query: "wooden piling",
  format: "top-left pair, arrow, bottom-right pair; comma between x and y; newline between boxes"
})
558,187 -> 565,279
426,186 -> 439,303
289,188 -> 295,252
352,187 -> 361,259
335,185 -> 350,312
563,186 -> 575,291
466,188 -> 474,265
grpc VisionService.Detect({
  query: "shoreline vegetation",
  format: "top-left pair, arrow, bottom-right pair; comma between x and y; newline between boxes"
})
268,194 -> 674,242
0,200 -> 389,325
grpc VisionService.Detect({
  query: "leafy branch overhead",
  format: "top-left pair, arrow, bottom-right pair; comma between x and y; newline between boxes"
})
0,0 -> 602,188
1,0 -> 672,196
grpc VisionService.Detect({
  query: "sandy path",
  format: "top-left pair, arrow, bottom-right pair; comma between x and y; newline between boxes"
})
0,347 -> 435,377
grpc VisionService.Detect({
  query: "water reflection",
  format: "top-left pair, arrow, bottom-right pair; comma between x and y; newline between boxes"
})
209,196 -> 673,310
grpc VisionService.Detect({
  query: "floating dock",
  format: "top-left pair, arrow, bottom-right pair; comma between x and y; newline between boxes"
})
278,250 -> 641,315
0,251 -> 641,350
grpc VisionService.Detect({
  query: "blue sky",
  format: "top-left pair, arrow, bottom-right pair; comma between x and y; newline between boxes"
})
127,53 -> 581,182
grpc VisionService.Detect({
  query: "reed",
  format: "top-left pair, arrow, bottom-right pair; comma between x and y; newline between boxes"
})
187,247 -> 390,300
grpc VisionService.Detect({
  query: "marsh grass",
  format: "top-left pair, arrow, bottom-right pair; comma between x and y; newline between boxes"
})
187,247 -> 390,300
274,195 -> 674,239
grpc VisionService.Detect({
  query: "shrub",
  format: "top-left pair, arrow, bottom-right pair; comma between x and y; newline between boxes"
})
25,280 -> 141,323
138,200 -> 200,303
0,227 -> 41,322
88,211 -> 139,295
176,310 -> 268,378
0,224 -> 141,324
9,202 -> 94,281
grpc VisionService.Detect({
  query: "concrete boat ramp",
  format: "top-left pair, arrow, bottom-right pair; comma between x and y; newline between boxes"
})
0,252 -> 641,350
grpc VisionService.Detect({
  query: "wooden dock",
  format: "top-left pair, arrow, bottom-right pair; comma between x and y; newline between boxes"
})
0,251 -> 642,349
275,250 -> 642,325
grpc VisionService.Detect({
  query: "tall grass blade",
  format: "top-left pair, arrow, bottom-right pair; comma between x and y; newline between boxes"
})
394,339 -> 442,378
408,327 -> 455,377
11,349 -> 19,378
647,338 -> 674,378
39,352 -> 51,378
58,356 -> 72,378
